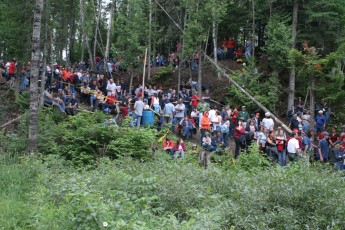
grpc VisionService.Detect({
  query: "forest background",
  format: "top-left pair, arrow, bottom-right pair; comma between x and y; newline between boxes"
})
0,0 -> 345,228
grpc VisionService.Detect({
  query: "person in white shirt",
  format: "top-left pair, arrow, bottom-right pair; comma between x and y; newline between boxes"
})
287,132 -> 300,162
262,112 -> 274,131
106,79 -> 117,96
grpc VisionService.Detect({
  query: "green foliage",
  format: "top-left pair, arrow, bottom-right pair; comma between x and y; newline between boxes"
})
232,144 -> 270,172
1,148 -> 345,229
15,92 -> 30,112
264,17 -> 291,72
228,63 -> 280,113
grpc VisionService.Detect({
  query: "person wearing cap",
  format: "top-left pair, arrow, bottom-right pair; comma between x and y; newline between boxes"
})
238,106 -> 250,126
315,110 -> 327,133
262,112 -> 274,132
202,132 -> 216,151
316,132 -> 330,163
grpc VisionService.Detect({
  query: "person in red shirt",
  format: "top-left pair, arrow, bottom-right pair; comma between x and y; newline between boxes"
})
163,137 -> 174,156
221,38 -> 228,49
190,91 -> 200,109
226,37 -> 236,59
230,107 -> 239,138
234,118 -> 246,158
102,92 -> 117,112
329,127 -> 339,146
8,59 -> 16,87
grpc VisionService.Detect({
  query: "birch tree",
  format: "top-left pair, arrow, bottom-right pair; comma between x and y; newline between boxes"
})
28,0 -> 44,155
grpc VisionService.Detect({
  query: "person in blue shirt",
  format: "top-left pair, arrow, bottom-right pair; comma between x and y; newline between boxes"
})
317,131 -> 330,163
315,110 -> 327,133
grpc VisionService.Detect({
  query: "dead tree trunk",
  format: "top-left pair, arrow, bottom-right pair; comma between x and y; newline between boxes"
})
28,0 -> 44,155
204,54 -> 292,134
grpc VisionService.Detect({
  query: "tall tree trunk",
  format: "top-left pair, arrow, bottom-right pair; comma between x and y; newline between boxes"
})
148,0 -> 152,80
93,0 -> 102,63
104,0 -> 116,71
288,0 -> 298,113
310,75 -> 315,143
80,0 -> 94,70
197,46 -> 202,94
28,0 -> 44,155
40,0 -> 49,107
251,0 -> 255,58
212,16 -> 219,78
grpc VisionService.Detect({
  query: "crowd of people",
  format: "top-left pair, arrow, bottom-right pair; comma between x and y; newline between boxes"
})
1,41 -> 344,169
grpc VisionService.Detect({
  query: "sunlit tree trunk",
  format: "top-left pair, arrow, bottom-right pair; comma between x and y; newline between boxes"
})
93,0 -> 102,63
40,0 -> 48,107
288,0 -> 298,113
148,0 -> 152,80
104,0 -> 116,72
28,0 -> 44,155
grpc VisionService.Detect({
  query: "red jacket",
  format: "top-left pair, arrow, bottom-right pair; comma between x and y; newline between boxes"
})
173,143 -> 186,151
9,62 -> 16,74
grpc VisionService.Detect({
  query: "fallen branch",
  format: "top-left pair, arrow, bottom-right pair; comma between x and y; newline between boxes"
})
0,115 -> 23,129
204,54 -> 292,134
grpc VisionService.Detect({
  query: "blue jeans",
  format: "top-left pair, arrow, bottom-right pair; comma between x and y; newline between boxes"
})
132,113 -> 142,127
174,150 -> 185,159
222,132 -> 230,148
277,150 -> 286,166
202,144 -> 216,152
172,117 -> 183,132
182,126 -> 192,139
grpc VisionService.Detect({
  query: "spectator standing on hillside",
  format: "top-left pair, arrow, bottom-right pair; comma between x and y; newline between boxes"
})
238,106 -> 250,126
202,89 -> 211,103
315,110 -> 327,134
287,132 -> 301,163
226,37 -> 236,60
132,97 -> 144,128
262,112 -> 274,131
173,99 -> 185,131
8,59 -> 16,87
197,98 -> 210,128
230,107 -> 239,138
245,39 -> 253,60
316,132 -> 330,163
190,91 -> 200,110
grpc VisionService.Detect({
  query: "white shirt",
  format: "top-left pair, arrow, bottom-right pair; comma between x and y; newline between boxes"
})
208,109 -> 216,122
287,138 -> 300,154
174,103 -> 185,118
262,118 -> 274,130
106,82 -> 117,96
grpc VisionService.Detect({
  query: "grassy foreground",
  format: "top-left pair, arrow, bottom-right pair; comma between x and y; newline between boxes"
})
1,151 -> 345,229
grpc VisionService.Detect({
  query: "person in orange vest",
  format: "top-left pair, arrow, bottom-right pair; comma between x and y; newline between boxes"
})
200,110 -> 211,144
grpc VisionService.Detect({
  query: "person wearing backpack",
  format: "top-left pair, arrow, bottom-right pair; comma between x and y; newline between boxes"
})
220,116 -> 230,150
